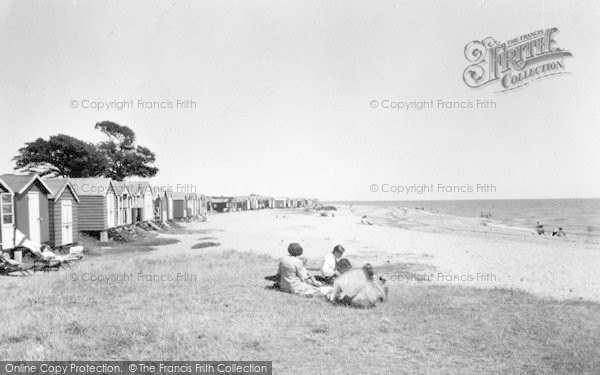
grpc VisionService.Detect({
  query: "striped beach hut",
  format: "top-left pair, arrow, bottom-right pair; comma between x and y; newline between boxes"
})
0,174 -> 51,246
45,178 -> 80,248
70,177 -> 117,242
0,176 -> 15,251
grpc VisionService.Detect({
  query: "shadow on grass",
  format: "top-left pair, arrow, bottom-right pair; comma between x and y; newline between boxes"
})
80,232 -> 180,256
191,242 -> 221,249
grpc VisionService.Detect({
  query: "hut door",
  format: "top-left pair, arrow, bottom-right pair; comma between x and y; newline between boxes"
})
107,193 -> 116,228
61,200 -> 73,245
27,192 -> 41,243
1,193 -> 15,249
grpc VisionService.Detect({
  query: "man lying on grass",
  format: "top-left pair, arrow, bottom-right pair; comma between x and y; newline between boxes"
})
329,263 -> 388,308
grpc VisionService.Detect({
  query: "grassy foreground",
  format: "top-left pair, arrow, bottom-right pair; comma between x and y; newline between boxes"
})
1,248 -> 599,374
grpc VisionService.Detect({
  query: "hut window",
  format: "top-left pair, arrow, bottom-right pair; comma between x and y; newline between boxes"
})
1,194 -> 14,225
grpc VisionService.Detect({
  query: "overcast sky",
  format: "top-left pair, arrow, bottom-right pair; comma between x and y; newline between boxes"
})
1,0 -> 599,200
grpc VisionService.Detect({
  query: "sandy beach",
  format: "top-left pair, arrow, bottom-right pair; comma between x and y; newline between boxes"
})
150,205 -> 600,302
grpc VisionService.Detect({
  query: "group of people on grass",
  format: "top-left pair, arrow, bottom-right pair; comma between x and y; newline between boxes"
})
273,243 -> 388,308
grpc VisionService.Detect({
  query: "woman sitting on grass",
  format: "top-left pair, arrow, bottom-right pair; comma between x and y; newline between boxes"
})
279,243 -> 333,297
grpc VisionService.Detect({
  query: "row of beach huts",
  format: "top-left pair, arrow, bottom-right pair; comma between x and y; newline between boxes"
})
0,173 -> 317,261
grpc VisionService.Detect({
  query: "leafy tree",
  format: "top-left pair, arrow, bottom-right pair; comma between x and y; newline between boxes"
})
13,122 -> 159,180
95,121 -> 158,181
13,134 -> 108,177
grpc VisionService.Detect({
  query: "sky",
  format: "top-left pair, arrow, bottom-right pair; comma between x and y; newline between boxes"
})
1,0 -> 599,201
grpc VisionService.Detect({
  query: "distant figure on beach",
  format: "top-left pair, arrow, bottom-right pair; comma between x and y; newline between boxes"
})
360,215 -> 373,225
278,243 -> 333,297
535,221 -> 545,235
552,227 -> 566,237
329,264 -> 388,308
321,245 -> 346,282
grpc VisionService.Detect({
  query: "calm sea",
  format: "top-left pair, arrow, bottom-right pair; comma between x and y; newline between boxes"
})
326,199 -> 600,239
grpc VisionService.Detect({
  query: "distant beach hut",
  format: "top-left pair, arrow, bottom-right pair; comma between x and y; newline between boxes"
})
211,196 -> 233,212
198,194 -> 208,214
70,177 -> 118,242
126,181 -> 154,223
162,189 -> 173,220
265,197 -> 275,208
234,196 -> 251,211
249,195 -> 260,210
0,174 -> 52,248
172,192 -> 188,219
274,197 -> 288,209
186,192 -> 198,218
110,180 -> 133,226
203,195 -> 212,212
45,178 -> 80,248
151,187 -> 168,222
0,176 -> 16,251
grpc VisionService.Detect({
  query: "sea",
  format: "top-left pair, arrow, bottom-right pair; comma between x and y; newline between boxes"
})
326,199 -> 600,240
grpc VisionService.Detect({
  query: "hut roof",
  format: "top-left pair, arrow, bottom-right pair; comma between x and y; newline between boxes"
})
44,178 -> 80,202
0,176 -> 14,194
0,174 -> 51,195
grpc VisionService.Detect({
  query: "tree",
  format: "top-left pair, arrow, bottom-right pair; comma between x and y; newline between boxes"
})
13,134 -> 108,177
95,121 -> 158,181
13,122 -> 159,180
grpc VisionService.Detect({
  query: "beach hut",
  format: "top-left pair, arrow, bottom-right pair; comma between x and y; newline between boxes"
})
151,187 -> 168,222
204,196 -> 213,212
249,195 -> 260,210
0,174 -> 51,248
165,190 -> 174,220
172,192 -> 188,219
110,181 -> 133,226
234,196 -> 251,211
69,178 -> 117,242
186,193 -> 198,218
274,197 -> 287,208
211,196 -> 233,212
265,197 -> 275,209
127,181 -> 154,222
45,178 -> 80,248
0,177 -> 15,251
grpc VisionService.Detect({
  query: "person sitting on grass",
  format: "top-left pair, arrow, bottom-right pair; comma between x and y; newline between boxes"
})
321,244 -> 346,283
279,243 -> 333,297
329,263 -> 388,308
360,215 -> 373,225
